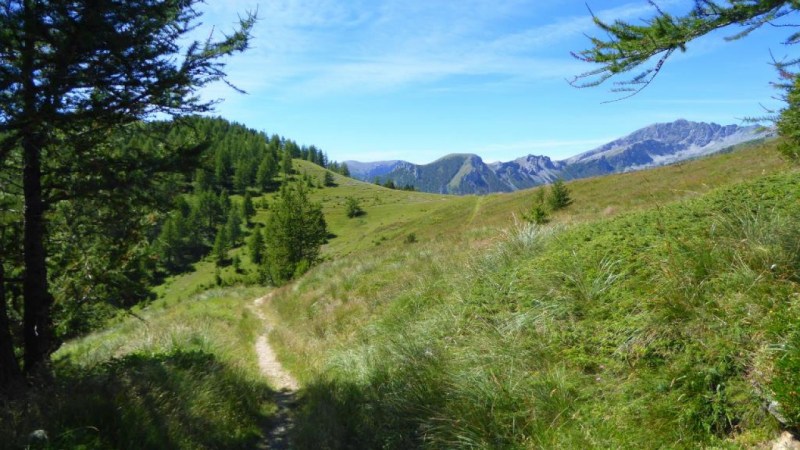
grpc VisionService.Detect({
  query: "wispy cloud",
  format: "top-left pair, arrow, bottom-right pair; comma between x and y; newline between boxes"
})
201,0 -> 694,99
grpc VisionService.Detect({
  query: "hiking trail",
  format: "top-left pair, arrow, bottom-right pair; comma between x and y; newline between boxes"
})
250,293 -> 298,450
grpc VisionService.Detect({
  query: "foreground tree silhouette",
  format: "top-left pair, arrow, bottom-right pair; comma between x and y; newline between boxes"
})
0,0 -> 253,384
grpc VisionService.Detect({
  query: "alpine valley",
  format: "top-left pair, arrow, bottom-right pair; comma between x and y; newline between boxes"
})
345,119 -> 774,195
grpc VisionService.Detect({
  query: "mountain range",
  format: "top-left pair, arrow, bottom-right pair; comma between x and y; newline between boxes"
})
345,119 -> 773,195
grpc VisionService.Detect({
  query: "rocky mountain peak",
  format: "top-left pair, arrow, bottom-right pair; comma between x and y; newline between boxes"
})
346,119 -> 773,195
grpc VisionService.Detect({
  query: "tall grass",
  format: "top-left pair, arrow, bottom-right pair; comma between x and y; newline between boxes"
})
275,171 -> 800,449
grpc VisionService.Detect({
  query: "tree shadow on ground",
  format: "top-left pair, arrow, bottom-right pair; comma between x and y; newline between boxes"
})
0,349 -> 275,449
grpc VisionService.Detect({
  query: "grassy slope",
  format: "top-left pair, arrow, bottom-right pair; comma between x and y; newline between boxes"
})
266,141 -> 800,448
298,141 -> 789,257
2,286 -> 275,449
24,140 -> 792,448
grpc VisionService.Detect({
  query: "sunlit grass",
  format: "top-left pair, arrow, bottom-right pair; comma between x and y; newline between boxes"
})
270,164 -> 799,448
12,139 -> 791,448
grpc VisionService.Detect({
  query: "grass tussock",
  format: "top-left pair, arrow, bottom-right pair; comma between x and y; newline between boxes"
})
271,171 -> 800,449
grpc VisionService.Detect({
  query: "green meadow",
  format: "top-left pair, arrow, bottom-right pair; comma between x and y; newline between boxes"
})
6,139 -> 798,448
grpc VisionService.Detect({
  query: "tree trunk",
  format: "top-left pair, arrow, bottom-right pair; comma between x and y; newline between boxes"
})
21,0 -> 54,376
0,264 -> 23,391
21,135 -> 54,376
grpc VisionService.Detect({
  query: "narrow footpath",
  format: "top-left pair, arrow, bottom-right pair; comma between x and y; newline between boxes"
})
250,293 -> 298,450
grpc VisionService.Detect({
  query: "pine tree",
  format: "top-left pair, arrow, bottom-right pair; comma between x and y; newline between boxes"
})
282,149 -> 294,179
226,205 -> 243,246
345,197 -> 365,218
212,227 -> 230,267
324,171 -> 336,187
256,154 -> 278,192
219,189 -> 232,217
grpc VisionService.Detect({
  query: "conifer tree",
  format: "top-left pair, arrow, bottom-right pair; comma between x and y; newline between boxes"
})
523,188 -> 550,224
572,1 -> 800,158
212,227 -> 230,267
248,227 -> 265,265
0,0 -> 253,379
256,153 -> 278,192
571,2 -> 795,96
282,149 -> 294,179
226,205 -> 243,247
262,183 -> 327,284
548,179 -> 572,211
243,192 -> 256,224
324,171 -> 336,187
345,197 -> 365,218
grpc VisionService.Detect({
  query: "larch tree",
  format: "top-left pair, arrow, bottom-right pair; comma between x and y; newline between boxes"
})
571,1 -> 796,96
0,0 -> 254,385
262,183 -> 327,284
548,179 -> 572,211
571,1 -> 800,159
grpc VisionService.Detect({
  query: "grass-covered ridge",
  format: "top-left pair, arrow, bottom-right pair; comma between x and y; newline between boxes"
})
269,166 -> 800,448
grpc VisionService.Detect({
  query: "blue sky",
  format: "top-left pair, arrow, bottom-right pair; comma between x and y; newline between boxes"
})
196,0 -> 790,164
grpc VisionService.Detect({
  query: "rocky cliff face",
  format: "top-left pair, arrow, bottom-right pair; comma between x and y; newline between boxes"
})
565,119 -> 765,172
346,120 -> 773,195
489,155 -> 566,190
343,160 -> 404,181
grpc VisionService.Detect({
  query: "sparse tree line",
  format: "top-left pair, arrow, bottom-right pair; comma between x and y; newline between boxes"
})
373,177 -> 416,191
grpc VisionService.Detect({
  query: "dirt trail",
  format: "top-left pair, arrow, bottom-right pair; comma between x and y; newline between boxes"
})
467,195 -> 484,227
250,294 -> 298,449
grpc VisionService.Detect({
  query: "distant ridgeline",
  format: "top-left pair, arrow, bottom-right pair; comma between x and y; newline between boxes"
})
346,119 -> 774,195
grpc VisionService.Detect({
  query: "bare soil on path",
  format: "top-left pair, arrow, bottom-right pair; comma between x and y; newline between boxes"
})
249,293 -> 298,450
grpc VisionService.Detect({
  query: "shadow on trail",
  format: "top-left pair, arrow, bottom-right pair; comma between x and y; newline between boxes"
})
289,375 -> 448,450
260,389 -> 298,450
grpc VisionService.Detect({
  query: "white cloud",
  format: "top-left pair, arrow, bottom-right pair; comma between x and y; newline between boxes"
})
199,0 -> 699,99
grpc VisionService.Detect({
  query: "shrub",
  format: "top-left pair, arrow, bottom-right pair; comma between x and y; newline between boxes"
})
548,178 -> 572,211
345,197 -> 365,218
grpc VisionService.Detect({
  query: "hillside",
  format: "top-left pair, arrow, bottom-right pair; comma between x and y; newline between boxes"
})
346,119 -> 772,194
270,144 -> 800,448
5,138 -> 796,448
